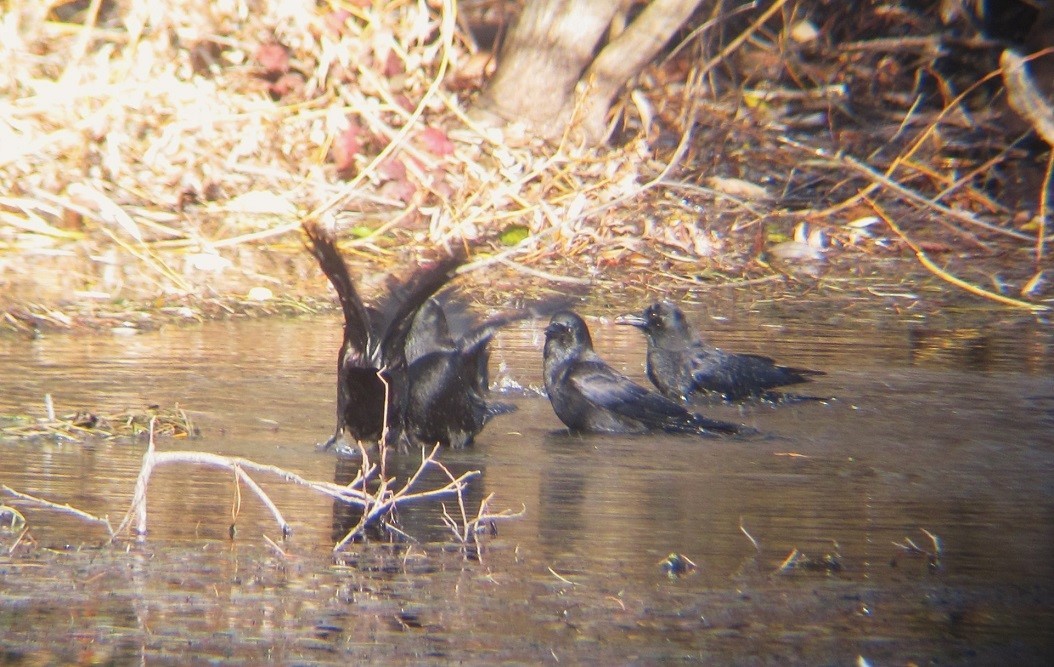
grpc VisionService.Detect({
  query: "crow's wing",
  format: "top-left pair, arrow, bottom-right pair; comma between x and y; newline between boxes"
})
691,349 -> 821,398
377,252 -> 465,371
568,360 -> 689,422
303,223 -> 371,364
406,298 -> 455,364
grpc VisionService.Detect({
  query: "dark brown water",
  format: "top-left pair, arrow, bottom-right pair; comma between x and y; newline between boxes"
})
1,310 -> 1053,664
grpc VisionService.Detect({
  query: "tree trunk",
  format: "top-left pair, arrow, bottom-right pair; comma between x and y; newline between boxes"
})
471,0 -> 705,146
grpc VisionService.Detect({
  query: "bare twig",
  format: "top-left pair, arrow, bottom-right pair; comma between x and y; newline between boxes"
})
442,489 -> 526,549
2,486 -> 114,536
739,517 -> 760,552
893,528 -> 942,571
777,547 -> 800,572
1037,150 -> 1052,267
841,35 -> 996,53
377,366 -> 392,458
262,533 -> 288,558
548,566 -> 577,586
332,445 -> 481,551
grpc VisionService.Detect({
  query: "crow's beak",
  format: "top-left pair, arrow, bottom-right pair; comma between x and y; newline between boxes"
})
614,314 -> 646,328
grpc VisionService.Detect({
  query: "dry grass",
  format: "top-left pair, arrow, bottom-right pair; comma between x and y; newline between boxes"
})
0,0 -> 1050,316
0,394 -> 196,441
0,1 -> 643,273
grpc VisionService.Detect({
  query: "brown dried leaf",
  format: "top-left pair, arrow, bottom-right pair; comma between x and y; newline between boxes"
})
706,176 -> 772,200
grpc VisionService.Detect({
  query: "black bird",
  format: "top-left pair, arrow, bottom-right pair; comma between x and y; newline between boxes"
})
303,222 -> 463,448
404,296 -> 521,448
616,301 -> 825,402
542,311 -> 745,436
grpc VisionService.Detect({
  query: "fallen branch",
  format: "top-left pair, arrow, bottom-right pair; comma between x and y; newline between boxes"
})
5,417 -> 511,551
113,440 -> 356,539
105,418 -> 502,550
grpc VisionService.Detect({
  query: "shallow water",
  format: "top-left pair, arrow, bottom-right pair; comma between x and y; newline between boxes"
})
1,309 -> 1053,664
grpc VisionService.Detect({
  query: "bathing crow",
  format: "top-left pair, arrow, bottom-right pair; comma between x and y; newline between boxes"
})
303,222 -> 463,448
542,311 -> 745,436
404,296 -> 521,448
616,301 -> 825,402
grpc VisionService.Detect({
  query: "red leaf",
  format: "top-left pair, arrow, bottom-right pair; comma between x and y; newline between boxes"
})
324,10 -> 351,35
332,122 -> 363,173
255,42 -> 290,75
268,72 -> 303,100
379,157 -> 406,181
383,50 -> 404,77
418,127 -> 454,156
